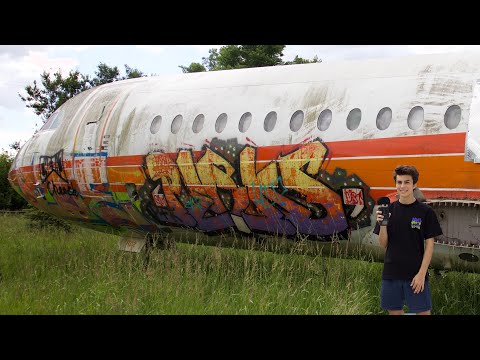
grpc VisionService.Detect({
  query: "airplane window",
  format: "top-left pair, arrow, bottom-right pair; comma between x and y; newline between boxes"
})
39,113 -> 57,131
49,110 -> 64,130
376,107 -> 392,130
444,105 -> 461,129
192,114 -> 205,133
346,108 -> 361,130
150,115 -> 162,134
264,111 -> 277,132
171,115 -> 183,134
290,110 -> 304,132
215,113 -> 228,133
317,109 -> 332,131
407,106 -> 424,130
239,112 -> 252,133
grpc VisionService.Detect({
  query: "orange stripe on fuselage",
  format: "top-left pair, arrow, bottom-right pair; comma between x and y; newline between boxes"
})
107,166 -> 146,184
326,133 -> 466,157
324,156 -> 479,190
10,133 -> 475,202
106,155 -> 144,167
101,133 -> 468,166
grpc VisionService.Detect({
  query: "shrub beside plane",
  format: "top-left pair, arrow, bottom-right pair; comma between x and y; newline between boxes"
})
8,52 -> 480,272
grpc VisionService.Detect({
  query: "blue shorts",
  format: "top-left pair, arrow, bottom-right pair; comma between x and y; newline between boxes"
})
381,279 -> 432,313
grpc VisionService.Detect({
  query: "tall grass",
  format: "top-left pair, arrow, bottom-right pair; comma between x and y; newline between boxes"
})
0,213 -> 479,314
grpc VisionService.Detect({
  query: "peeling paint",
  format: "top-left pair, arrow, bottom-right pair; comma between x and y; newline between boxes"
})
9,52 -> 480,272
117,108 -> 136,152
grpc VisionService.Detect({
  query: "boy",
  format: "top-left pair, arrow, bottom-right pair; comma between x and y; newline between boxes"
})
374,165 -> 442,315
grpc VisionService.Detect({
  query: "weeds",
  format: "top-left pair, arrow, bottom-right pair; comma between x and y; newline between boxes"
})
0,213 -> 478,314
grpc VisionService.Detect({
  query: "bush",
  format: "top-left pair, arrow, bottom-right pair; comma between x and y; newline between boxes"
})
0,151 -> 28,210
24,207 -> 73,233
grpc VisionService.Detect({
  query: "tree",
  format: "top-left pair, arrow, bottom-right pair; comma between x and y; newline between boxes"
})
124,64 -> 146,79
19,69 -> 91,123
179,62 -> 206,73
202,48 -> 219,71
284,55 -> 320,65
19,62 -> 148,124
0,150 -> 28,210
90,62 -> 121,87
8,141 -> 21,152
180,45 -> 321,73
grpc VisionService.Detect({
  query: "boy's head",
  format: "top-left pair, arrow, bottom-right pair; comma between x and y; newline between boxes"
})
393,165 -> 419,185
393,165 -> 419,201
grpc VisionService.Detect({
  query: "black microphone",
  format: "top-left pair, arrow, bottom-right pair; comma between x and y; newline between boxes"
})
377,197 -> 390,226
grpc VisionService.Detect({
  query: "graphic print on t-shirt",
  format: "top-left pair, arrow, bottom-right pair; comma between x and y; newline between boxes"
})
411,217 -> 421,230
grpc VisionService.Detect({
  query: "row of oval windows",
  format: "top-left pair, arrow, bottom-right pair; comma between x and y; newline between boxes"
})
150,105 -> 462,135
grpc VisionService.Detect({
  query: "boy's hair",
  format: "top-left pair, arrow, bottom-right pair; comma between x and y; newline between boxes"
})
393,165 -> 419,184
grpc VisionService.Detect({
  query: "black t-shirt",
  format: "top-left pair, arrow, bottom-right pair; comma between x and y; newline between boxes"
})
373,200 -> 443,281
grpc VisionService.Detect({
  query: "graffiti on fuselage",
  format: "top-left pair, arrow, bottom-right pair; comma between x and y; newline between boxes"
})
251,176 -> 288,209
38,149 -> 79,198
139,138 -> 374,240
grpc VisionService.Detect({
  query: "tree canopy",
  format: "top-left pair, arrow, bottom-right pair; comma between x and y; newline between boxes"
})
20,48 -> 320,122
180,45 -> 320,73
0,151 -> 28,210
19,63 -> 146,123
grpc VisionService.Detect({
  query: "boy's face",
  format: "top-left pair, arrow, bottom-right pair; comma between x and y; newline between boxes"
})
395,174 -> 415,200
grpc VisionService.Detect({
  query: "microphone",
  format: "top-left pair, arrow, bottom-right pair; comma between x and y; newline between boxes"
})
377,197 -> 390,226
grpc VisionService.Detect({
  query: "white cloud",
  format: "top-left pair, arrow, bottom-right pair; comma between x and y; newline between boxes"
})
0,45 -> 49,57
283,45 -> 410,63
25,50 -> 79,77
0,48 -> 80,112
135,45 -> 165,54
58,45 -> 92,52
283,45 -> 480,64
190,45 -> 223,52
0,106 -> 39,152
406,45 -> 480,55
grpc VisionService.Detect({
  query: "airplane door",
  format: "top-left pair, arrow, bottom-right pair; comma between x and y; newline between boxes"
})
74,105 -> 109,195
82,121 -> 99,154
83,118 -> 109,187
72,85 -> 128,196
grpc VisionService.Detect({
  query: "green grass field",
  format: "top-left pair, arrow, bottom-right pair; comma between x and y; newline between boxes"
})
0,213 -> 479,314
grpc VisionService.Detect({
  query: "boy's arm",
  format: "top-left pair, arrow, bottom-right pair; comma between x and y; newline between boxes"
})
375,210 -> 388,248
410,238 -> 434,293
378,225 -> 388,249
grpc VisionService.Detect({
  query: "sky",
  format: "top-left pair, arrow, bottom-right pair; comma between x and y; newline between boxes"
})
2,44 -> 480,154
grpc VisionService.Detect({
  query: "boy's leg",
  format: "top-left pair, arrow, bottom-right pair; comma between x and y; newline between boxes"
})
404,280 -> 432,315
381,279 -> 405,315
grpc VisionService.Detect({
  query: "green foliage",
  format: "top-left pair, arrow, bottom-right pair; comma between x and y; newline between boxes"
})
91,63 -> 147,86
90,62 -> 121,87
237,45 -> 286,68
23,207 -> 72,233
181,45 -> 321,73
203,45 -> 285,70
19,62 -> 148,124
179,62 -> 206,73
202,48 -> 220,71
8,141 -> 21,152
0,151 -> 28,210
1,215 -> 478,314
19,70 -> 91,123
124,64 -> 146,79
284,54 -> 321,65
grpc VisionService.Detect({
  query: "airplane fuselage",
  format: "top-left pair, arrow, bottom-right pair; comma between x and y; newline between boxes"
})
9,52 -> 480,272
